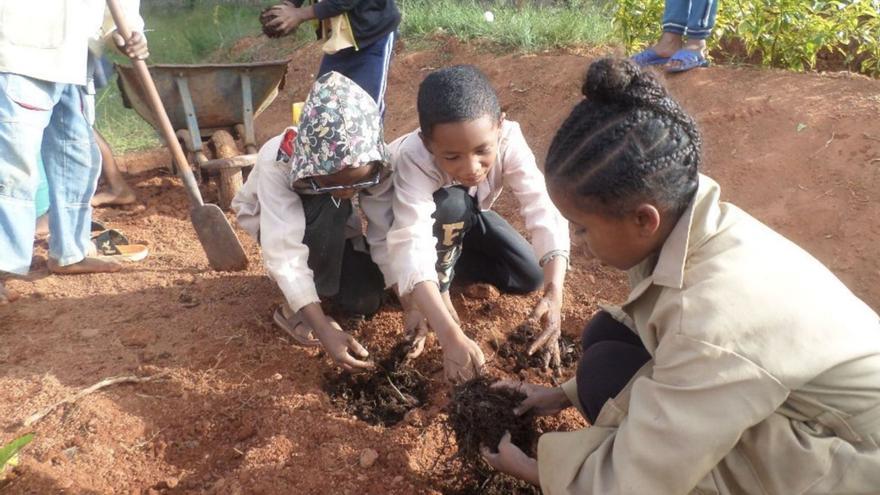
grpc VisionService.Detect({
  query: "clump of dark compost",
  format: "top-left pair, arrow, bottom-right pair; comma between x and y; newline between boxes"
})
323,341 -> 429,426
259,7 -> 285,38
441,376 -> 541,495
495,321 -> 582,372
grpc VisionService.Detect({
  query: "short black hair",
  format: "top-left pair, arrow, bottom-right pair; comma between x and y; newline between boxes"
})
545,58 -> 701,217
417,65 -> 501,138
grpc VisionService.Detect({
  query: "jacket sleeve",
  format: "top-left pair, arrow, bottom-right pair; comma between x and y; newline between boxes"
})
255,156 -> 321,313
360,172 -> 395,288
537,332 -> 789,494
313,0 -> 363,19
387,142 -> 442,295
500,122 -> 570,262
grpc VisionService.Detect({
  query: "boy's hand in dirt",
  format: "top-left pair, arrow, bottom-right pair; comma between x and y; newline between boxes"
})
441,334 -> 485,383
527,290 -> 563,370
113,31 -> 149,60
492,380 -> 570,417
315,318 -> 374,373
481,432 -> 540,485
399,292 -> 429,359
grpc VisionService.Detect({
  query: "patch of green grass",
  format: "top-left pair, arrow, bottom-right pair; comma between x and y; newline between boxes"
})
399,0 -> 613,51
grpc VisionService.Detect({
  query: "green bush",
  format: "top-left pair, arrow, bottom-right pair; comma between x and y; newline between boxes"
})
610,0 -> 880,75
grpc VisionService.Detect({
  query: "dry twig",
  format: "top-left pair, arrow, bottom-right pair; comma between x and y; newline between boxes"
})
22,373 -> 169,428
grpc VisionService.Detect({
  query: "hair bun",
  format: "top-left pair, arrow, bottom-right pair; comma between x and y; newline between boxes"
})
581,57 -> 641,102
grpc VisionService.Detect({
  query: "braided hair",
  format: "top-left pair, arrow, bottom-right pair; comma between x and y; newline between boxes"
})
545,58 -> 701,217
417,65 -> 501,138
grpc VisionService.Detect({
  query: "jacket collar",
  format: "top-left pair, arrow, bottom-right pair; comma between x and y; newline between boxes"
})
624,174 -> 723,304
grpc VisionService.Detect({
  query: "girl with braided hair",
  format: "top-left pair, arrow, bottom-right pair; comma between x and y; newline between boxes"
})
482,58 -> 880,494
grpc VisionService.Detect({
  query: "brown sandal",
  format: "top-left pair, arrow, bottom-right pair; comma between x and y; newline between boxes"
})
272,306 -> 320,347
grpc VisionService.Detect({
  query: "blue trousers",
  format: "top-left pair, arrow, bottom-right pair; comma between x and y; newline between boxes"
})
0,73 -> 100,274
317,31 -> 395,115
662,0 -> 719,39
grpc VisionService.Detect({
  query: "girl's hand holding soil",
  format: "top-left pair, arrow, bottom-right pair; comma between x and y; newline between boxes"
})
493,380 -> 570,416
481,431 -> 540,486
300,303 -> 373,372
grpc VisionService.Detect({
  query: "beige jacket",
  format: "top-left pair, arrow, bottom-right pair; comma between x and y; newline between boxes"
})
538,175 -> 880,494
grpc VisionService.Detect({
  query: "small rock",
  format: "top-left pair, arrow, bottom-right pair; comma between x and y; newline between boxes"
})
62,446 -> 79,460
272,373 -> 283,381
358,448 -> 379,468
463,283 -> 500,300
392,475 -> 404,484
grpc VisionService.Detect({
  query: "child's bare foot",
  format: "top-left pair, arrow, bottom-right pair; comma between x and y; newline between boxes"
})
91,188 -> 137,207
0,280 -> 19,304
48,256 -> 123,275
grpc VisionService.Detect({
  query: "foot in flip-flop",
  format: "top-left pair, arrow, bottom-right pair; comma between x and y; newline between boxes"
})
666,49 -> 710,73
273,304 -> 321,347
91,229 -> 149,262
631,48 -> 671,67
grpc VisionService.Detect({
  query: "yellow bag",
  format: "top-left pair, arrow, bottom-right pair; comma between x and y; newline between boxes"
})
320,13 -> 357,54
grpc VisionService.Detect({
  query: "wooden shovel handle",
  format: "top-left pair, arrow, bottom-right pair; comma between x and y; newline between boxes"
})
105,0 -> 204,206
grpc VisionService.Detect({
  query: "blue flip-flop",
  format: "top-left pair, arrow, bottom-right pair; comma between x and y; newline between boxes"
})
666,49 -> 710,73
631,48 -> 670,67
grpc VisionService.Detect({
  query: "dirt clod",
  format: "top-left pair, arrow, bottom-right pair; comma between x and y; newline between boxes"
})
324,341 -> 429,426
359,448 -> 379,468
463,283 -> 500,301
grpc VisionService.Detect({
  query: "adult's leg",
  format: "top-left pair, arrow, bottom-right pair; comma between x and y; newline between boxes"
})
455,210 -> 543,294
42,83 -> 119,274
91,129 -> 136,207
431,186 -> 478,293
575,311 -> 651,423
334,237 -> 386,317
0,73 -> 59,276
300,193 -> 352,298
317,31 -> 395,114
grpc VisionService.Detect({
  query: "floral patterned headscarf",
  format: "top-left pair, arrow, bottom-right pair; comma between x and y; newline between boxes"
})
278,71 -> 389,186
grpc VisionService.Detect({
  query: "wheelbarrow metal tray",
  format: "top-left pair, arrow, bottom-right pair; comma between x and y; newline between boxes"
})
116,60 -> 289,134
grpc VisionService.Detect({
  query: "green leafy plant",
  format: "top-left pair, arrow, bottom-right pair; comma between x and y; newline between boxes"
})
0,433 -> 34,479
610,0 -> 880,76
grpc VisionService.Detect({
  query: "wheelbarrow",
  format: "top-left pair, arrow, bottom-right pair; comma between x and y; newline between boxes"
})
116,60 -> 289,209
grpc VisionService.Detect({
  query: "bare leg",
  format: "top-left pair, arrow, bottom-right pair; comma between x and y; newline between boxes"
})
90,129 -> 136,207
48,256 -> 122,275
0,280 -> 19,304
35,213 -> 49,237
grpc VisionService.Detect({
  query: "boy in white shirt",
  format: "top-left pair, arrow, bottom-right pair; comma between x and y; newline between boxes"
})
387,65 -> 571,381
232,71 -> 394,372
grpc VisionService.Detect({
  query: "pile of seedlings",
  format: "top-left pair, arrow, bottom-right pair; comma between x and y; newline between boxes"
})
324,341 -> 429,426
495,321 -> 582,373
442,377 -> 541,495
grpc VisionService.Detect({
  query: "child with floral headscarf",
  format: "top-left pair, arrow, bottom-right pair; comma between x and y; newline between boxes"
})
232,71 -> 393,371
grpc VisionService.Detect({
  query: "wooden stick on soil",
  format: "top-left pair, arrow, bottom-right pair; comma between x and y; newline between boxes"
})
22,373 -> 169,428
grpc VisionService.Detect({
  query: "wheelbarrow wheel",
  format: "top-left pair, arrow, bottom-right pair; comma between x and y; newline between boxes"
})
211,130 -> 244,211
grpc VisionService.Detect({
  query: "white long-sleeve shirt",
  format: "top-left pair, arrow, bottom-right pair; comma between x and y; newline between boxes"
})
0,0 -> 144,85
387,120 -> 570,295
232,133 -> 395,313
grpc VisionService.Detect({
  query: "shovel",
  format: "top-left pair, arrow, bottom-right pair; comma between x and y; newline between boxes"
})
106,0 -> 248,272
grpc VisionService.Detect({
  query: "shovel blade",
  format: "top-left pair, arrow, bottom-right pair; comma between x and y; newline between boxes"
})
190,204 -> 249,272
